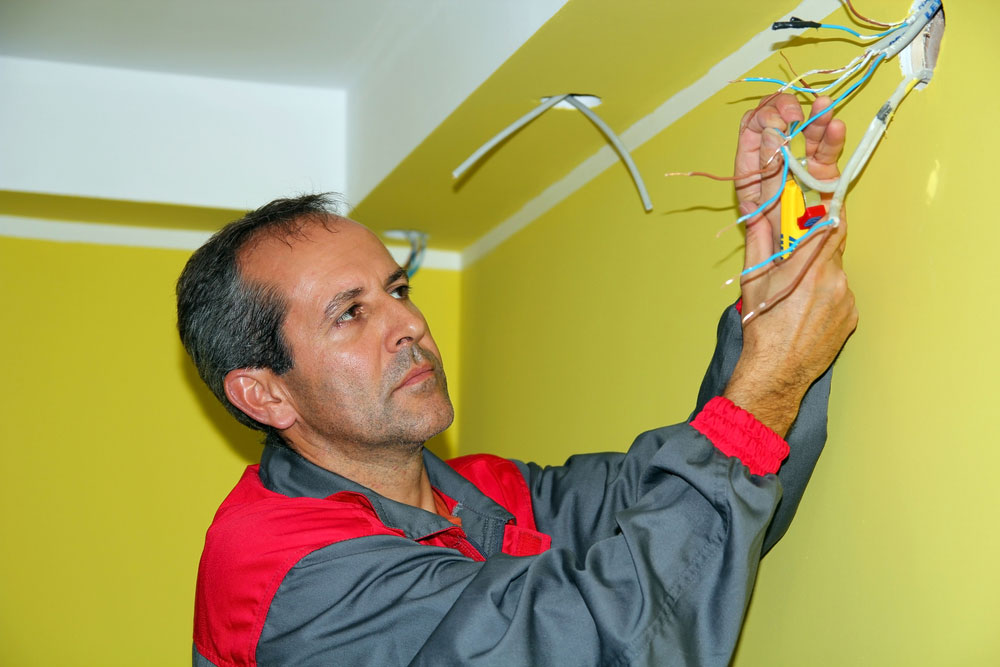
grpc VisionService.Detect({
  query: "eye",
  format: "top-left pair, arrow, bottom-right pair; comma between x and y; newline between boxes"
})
336,304 -> 362,324
390,284 -> 411,300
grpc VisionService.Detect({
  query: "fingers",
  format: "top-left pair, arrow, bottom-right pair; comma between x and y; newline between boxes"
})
804,96 -> 846,180
735,94 -> 805,206
741,202 -> 774,272
734,109 -> 763,205
745,93 -> 803,136
758,126 -> 786,204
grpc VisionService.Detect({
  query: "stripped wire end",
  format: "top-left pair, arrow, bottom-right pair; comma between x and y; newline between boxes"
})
779,51 -> 812,94
666,170 -> 753,182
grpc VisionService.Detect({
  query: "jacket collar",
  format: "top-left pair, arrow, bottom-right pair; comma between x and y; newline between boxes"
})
258,443 -> 513,557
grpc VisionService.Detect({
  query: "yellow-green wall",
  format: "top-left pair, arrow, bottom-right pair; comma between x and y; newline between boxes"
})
0,234 -> 460,665
4,2 -> 998,664
458,2 -> 1000,664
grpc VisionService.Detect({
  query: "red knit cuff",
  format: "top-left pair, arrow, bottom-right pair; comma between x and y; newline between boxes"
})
690,396 -> 789,475
735,298 -> 742,314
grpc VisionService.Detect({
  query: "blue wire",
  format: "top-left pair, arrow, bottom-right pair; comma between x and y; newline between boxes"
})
740,219 -> 837,277
819,23 -> 904,39
742,77 -> 818,94
736,141 -> 837,277
789,52 -> 886,140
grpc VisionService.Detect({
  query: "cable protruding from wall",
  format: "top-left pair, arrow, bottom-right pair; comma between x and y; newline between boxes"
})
453,94 -> 653,212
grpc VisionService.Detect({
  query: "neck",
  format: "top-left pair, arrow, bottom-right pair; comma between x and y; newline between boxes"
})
288,436 -> 436,513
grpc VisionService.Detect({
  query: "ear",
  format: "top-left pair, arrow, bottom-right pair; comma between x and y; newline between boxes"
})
224,368 -> 298,431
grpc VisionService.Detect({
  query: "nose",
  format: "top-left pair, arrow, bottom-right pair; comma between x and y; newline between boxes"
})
384,294 -> 427,353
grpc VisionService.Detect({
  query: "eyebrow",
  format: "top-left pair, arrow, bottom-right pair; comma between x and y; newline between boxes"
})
323,287 -> 363,322
322,268 -> 409,323
385,267 -> 408,288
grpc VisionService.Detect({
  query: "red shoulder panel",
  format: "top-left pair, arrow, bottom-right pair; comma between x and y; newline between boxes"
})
446,454 -> 550,556
193,465 -> 401,667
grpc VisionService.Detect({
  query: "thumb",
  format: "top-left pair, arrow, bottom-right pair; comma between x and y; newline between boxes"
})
741,201 -> 774,273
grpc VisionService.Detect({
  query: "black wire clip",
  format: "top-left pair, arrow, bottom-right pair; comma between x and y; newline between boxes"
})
772,17 -> 822,30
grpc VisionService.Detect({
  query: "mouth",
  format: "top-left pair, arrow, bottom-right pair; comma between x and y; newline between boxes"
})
395,364 -> 435,391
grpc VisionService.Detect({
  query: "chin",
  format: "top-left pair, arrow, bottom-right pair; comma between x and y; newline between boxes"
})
415,399 -> 455,443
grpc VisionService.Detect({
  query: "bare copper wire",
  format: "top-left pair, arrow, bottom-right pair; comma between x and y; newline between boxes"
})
780,52 -> 813,95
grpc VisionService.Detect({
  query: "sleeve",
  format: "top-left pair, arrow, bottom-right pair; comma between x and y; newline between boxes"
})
691,303 -> 832,553
518,303 -> 832,557
254,428 -> 781,667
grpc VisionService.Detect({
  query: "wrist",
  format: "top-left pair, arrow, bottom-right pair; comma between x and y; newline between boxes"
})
691,396 -> 789,475
723,360 -> 807,438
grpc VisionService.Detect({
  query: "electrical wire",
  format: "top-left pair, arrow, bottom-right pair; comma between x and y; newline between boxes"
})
452,95 -> 569,179
844,0 -> 905,28
670,0 -> 941,319
826,76 -> 921,223
739,51 -> 873,96
740,224 -> 834,325
772,18 -> 903,40
818,23 -> 904,39
453,94 -> 653,212
727,218 -> 836,284
563,95 -> 653,212
779,51 -> 817,98
788,52 -> 886,141
733,146 -> 791,227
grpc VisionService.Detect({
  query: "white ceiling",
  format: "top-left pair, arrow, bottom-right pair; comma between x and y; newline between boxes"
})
0,0 -> 568,204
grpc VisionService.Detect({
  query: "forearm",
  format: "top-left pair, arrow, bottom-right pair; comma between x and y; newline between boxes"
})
691,302 -> 833,553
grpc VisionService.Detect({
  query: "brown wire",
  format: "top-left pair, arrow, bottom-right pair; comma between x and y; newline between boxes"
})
843,0 -> 896,28
780,52 -> 813,96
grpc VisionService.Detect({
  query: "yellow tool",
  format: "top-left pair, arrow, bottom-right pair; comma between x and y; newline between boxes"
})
778,131 -> 826,254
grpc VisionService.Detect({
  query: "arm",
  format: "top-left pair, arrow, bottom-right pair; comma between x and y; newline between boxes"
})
253,431 -> 780,667
728,94 -> 856,437
727,93 -> 857,551
519,94 -> 855,557
517,301 -> 829,558
693,303 -> 833,554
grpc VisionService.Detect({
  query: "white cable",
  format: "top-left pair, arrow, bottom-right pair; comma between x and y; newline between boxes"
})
563,96 -> 653,212
452,94 -> 569,180
872,0 -> 942,59
827,76 -> 918,221
453,94 -> 653,212
785,153 -> 839,192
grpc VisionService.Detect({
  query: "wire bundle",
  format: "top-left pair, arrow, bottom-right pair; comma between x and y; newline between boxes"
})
674,0 -> 943,322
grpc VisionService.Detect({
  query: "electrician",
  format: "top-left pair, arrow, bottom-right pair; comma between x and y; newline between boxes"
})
180,93 -> 855,666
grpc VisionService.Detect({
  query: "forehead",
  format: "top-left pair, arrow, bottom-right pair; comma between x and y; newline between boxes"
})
239,216 -> 399,301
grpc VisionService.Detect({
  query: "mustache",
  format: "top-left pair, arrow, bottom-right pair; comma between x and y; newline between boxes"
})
386,344 -> 445,388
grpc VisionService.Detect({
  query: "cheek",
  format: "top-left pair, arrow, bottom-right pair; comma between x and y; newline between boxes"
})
324,346 -> 384,392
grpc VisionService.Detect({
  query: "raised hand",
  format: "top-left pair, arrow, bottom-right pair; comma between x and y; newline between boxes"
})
724,94 -> 857,438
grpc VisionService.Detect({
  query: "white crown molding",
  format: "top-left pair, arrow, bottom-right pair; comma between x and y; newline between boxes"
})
0,215 -> 463,271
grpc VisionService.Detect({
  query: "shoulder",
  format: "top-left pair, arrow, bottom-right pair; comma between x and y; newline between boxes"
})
209,466 -> 397,543
194,465 -> 401,666
446,454 -> 535,528
446,454 -> 526,496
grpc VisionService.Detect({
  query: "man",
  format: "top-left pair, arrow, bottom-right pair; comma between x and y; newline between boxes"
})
180,94 -> 856,666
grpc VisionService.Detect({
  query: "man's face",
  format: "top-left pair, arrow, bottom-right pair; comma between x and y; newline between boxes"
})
240,217 -> 453,452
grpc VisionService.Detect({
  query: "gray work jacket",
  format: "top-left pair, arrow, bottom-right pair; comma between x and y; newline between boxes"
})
193,305 -> 831,666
